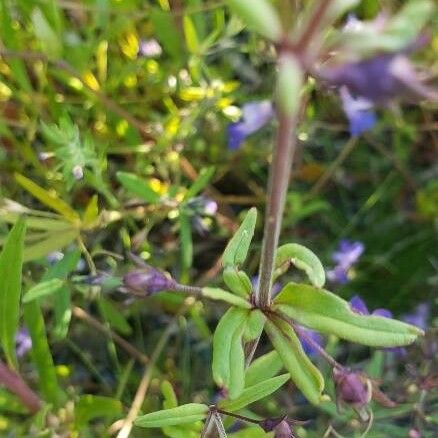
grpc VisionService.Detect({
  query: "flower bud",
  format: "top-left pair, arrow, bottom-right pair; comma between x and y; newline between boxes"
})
333,368 -> 371,410
123,266 -> 176,296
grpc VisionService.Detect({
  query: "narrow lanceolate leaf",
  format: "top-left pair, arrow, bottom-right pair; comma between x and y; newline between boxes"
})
212,307 -> 248,390
243,309 -> 266,342
23,278 -> 65,303
223,266 -> 252,298
245,350 -> 283,388
202,287 -> 251,309
23,229 -> 78,262
0,217 -> 26,368
274,243 -> 325,287
15,173 -> 79,223
265,318 -> 324,405
222,208 -> 257,267
274,283 -> 424,347
228,325 -> 246,399
134,403 -> 209,428
219,373 -> 289,412
116,171 -> 161,203
24,301 -> 64,406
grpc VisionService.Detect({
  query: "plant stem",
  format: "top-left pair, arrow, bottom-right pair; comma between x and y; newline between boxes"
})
0,360 -> 42,414
255,111 -> 299,308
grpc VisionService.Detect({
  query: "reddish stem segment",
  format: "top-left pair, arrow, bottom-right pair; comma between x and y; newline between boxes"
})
0,360 -> 41,413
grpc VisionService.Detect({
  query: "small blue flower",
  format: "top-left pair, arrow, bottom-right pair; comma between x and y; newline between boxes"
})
227,101 -> 274,150
15,327 -> 32,358
327,240 -> 364,284
340,86 -> 377,136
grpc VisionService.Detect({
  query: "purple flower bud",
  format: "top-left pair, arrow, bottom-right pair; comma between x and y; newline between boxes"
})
273,420 -> 294,438
333,368 -> 371,410
228,101 -> 274,150
123,266 -> 176,296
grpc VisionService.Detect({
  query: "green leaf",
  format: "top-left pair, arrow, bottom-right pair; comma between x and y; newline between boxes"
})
225,0 -> 282,41
219,373 -> 289,412
222,207 -> 257,267
161,380 -> 178,409
202,287 -> 251,309
23,301 -> 64,406
243,309 -> 266,342
82,194 -> 99,226
15,173 -> 79,222
274,243 -> 325,287
150,8 -> 184,63
245,350 -> 283,388
183,15 -> 200,54
23,229 -> 78,262
274,283 -> 423,347
265,318 -> 324,405
75,395 -> 122,427
23,278 -> 65,303
116,171 -> 161,203
134,403 -> 209,428
98,298 -> 132,336
228,325 -> 246,400
212,307 -> 248,390
31,8 -> 62,58
223,266 -> 252,297
183,166 -> 215,200
43,249 -> 81,339
0,217 -> 26,368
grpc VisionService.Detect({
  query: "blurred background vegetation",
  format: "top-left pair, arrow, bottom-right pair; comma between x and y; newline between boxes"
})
0,0 -> 436,436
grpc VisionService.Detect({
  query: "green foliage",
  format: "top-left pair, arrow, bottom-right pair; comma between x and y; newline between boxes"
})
134,403 -> 209,428
0,217 -> 26,368
274,243 -> 326,286
274,283 -> 423,347
265,318 -> 324,405
212,307 -> 247,395
223,266 -> 252,297
222,208 -> 257,267
0,0 -> 435,435
219,373 -> 289,412
75,395 -> 122,427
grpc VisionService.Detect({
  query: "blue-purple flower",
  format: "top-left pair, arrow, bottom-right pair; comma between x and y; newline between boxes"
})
297,325 -> 323,356
15,327 -> 32,358
227,101 -> 274,150
349,295 -> 392,318
339,86 -> 377,136
402,303 -> 429,331
327,240 -> 364,284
